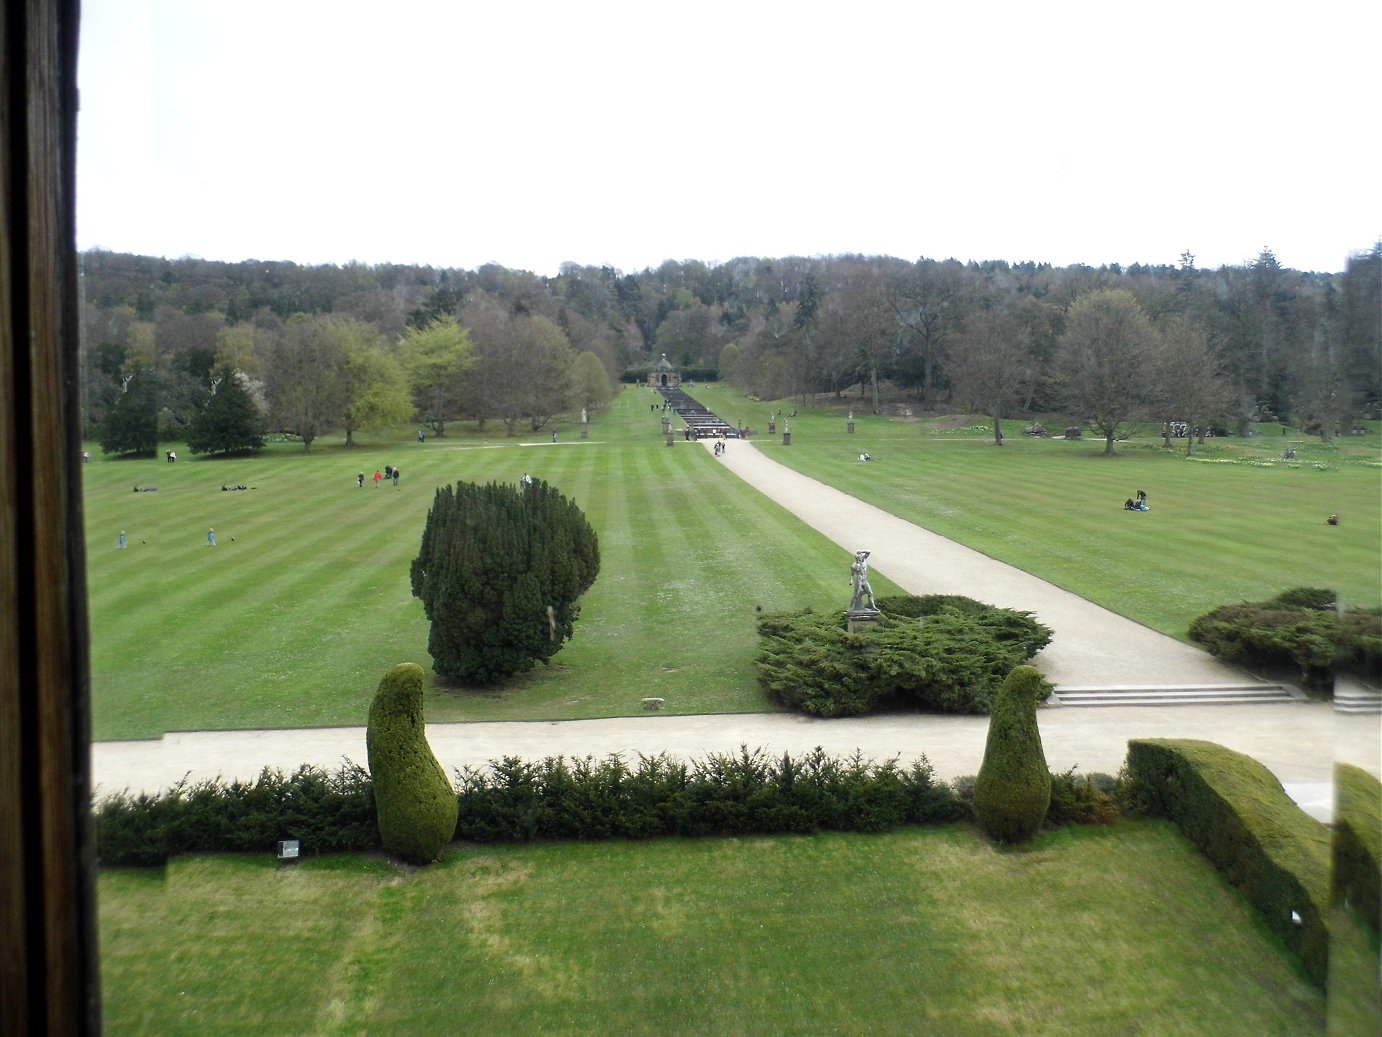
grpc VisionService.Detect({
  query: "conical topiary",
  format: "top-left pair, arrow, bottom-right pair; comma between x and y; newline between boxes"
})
974,664 -> 1052,843
366,663 -> 458,864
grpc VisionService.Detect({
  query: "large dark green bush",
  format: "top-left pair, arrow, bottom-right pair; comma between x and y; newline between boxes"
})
974,665 -> 1052,843
410,479 -> 600,684
756,594 -> 1051,717
1333,763 -> 1381,940
1125,738 -> 1331,987
366,663 -> 459,865
1188,587 -> 1382,691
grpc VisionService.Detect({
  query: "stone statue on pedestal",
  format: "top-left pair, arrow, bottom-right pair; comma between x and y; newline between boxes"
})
850,549 -> 877,612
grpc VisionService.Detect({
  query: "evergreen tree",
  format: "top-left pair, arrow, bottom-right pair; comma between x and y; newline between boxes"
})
98,366 -> 159,456
411,480 -> 599,684
186,368 -> 266,456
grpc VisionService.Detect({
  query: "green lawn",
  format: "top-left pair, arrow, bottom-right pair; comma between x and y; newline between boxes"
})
692,384 -> 1382,638
83,389 -> 903,740
98,822 -> 1325,1036
84,384 -> 1380,742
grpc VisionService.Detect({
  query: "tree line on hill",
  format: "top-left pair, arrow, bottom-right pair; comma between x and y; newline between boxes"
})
80,243 -> 1380,455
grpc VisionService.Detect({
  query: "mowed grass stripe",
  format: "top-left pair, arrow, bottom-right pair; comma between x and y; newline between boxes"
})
693,383 -> 1381,636
88,382 -> 1374,739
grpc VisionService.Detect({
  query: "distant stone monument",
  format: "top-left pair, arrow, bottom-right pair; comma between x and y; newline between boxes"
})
847,411 -> 855,434
581,407 -> 589,439
647,353 -> 681,389
846,549 -> 881,632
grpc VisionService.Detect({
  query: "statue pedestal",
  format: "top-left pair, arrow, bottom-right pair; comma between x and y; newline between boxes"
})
845,608 -> 881,633
782,431 -> 791,446
581,422 -> 589,440
768,420 -> 776,434
665,431 -> 675,447
847,421 -> 855,434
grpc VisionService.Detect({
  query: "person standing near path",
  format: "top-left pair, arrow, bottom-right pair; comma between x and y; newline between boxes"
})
117,530 -> 126,549
374,470 -> 382,487
357,472 -> 365,488
392,467 -> 400,489
207,528 -> 216,547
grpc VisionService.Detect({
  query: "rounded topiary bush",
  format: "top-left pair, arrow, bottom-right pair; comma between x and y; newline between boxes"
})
974,665 -> 1052,843
366,663 -> 459,864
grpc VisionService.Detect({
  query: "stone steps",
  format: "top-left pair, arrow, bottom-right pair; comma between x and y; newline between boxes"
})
1050,683 -> 1303,707
1333,684 -> 1382,715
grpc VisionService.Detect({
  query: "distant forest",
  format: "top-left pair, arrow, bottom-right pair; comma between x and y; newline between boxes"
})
80,245 -> 1381,452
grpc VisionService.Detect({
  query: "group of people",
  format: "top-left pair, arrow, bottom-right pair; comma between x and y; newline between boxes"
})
359,467 -> 401,488
1123,490 -> 1149,512
712,440 -> 727,456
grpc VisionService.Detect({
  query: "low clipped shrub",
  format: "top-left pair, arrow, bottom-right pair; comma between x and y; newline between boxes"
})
1045,769 -> 1122,826
94,763 -> 378,867
954,769 -> 1123,829
974,665 -> 1052,843
1125,738 -> 1331,986
756,594 -> 1052,717
1267,587 -> 1339,611
1188,587 -> 1382,692
1332,763 -> 1381,940
455,747 -> 966,841
95,747 -> 966,865
366,663 -> 459,865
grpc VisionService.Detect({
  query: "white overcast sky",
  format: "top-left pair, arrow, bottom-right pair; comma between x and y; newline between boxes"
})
77,0 -> 1380,276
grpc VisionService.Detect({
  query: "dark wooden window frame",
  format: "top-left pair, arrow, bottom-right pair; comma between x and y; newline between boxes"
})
1,0 -> 101,1033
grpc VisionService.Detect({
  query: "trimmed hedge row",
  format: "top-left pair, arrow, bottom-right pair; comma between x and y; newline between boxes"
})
453,747 -> 965,841
94,749 -> 968,867
1188,587 -> 1382,691
1124,738 -> 1331,987
93,763 -> 379,868
1332,762 -> 1382,939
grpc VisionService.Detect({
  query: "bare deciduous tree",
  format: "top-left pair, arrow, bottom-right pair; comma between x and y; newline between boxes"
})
1054,289 -> 1157,455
